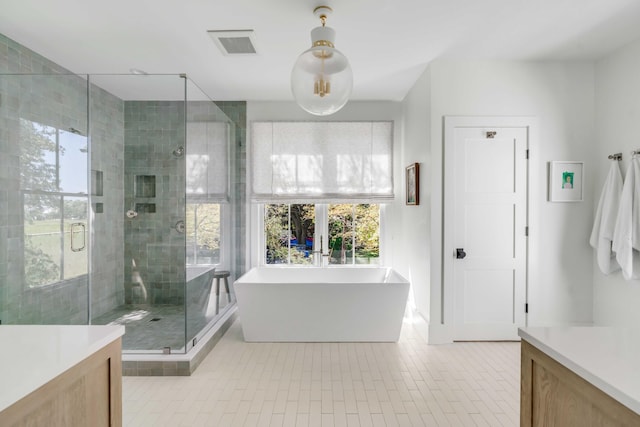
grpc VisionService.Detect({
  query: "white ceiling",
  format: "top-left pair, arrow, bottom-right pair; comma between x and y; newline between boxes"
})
2,0 -> 640,102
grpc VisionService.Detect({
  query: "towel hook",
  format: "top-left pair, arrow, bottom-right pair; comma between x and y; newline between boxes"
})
608,153 -> 622,161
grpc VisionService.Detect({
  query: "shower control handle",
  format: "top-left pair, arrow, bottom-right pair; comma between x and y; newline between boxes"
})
456,248 -> 466,259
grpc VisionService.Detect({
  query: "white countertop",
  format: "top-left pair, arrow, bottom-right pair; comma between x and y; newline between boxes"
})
519,326 -> 640,415
0,325 -> 125,412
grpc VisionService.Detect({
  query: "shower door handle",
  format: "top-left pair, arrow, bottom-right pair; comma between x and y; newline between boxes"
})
70,222 -> 86,252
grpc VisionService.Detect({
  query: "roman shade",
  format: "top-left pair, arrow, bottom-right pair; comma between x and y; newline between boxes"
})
186,121 -> 229,202
250,121 -> 393,203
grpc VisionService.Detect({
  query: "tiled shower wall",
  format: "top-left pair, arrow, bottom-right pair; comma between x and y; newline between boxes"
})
214,101 -> 247,278
90,84 -> 125,319
0,33 -> 124,323
124,101 -> 186,305
123,100 -> 243,306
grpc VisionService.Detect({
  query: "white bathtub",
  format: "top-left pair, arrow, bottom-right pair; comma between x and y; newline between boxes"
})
234,267 -> 410,342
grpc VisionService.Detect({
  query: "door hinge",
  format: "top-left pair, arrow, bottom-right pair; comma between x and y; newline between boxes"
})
525,303 -> 529,314
525,226 -> 529,236
526,149 -> 529,159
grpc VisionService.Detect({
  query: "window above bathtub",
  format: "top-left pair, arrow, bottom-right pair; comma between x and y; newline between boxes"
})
262,203 -> 381,266
250,121 -> 394,203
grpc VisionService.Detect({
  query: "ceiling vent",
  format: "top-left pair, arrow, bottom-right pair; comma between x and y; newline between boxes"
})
208,30 -> 258,55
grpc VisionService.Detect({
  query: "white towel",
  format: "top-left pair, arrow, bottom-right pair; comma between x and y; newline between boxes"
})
590,160 -> 623,274
612,157 -> 640,280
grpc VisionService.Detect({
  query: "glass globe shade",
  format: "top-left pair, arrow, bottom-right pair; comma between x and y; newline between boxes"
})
291,28 -> 353,116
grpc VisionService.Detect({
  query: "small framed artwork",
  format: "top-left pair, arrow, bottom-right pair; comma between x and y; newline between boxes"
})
406,163 -> 420,205
548,161 -> 584,202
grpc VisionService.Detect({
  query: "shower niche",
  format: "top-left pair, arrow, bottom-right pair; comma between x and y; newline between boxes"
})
134,175 -> 156,198
134,175 -> 157,213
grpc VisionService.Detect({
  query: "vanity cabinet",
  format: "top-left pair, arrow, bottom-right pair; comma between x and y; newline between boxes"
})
520,327 -> 640,427
0,326 -> 124,427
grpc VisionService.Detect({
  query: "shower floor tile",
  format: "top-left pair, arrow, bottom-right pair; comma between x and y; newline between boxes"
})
93,289 -> 233,352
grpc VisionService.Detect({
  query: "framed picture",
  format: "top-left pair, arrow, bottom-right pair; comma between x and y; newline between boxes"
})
406,163 -> 419,205
548,161 -> 584,202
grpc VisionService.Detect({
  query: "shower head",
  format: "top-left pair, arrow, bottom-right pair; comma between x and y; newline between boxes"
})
172,146 -> 185,158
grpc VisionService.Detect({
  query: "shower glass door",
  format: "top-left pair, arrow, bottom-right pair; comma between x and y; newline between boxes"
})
184,79 -> 236,351
89,74 -> 188,354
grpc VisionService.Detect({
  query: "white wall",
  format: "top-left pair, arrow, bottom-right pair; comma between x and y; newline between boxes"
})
401,60 -> 597,342
246,101 -> 404,268
247,62 -> 598,340
399,69 -> 432,322
593,39 -> 640,327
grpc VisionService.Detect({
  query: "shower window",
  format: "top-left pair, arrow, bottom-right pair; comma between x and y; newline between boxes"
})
263,203 -> 379,265
186,202 -> 223,265
20,119 -> 88,287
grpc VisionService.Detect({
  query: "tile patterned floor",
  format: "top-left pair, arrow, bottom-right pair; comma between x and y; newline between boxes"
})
123,314 -> 520,426
94,289 -> 233,352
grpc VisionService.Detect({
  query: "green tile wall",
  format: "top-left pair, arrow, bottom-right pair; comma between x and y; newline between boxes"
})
0,33 -> 125,324
124,101 -> 186,305
214,101 -> 247,278
90,83 -> 125,319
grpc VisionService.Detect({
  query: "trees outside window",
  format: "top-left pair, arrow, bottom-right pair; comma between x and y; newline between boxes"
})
186,203 -> 222,265
264,204 -> 379,265
20,119 -> 88,287
328,204 -> 380,265
265,204 -> 315,265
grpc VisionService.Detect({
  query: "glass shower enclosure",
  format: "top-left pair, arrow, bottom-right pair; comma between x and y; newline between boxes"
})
0,72 -> 235,354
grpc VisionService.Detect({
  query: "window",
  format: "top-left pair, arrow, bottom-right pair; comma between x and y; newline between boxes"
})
185,121 -> 229,267
264,203 -> 380,265
186,202 -> 222,265
328,204 -> 380,265
20,119 -> 88,287
251,121 -> 392,267
265,204 -> 316,265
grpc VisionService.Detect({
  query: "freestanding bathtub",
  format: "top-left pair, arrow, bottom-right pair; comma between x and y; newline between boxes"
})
234,267 -> 410,342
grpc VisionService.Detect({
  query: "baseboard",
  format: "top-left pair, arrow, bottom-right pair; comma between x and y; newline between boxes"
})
427,322 -> 454,344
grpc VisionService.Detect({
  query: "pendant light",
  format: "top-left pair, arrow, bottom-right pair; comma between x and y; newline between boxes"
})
291,6 -> 353,116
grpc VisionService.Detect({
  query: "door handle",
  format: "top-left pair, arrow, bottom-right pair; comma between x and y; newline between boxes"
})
70,222 -> 86,252
456,248 -> 466,259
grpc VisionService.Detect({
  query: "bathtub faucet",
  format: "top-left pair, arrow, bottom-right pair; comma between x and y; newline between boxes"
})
313,235 -> 330,267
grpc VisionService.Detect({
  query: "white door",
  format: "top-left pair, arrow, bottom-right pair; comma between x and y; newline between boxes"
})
445,118 -> 529,341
